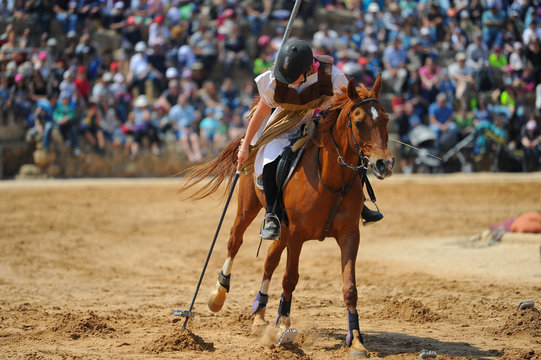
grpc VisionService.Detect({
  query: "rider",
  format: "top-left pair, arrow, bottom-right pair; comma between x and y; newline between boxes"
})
236,39 -> 383,240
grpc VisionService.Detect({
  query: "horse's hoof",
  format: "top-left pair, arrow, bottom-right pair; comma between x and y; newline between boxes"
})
251,308 -> 268,332
349,349 -> 369,358
208,286 -> 227,312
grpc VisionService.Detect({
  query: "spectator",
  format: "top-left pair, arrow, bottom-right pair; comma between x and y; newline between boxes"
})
382,37 -> 408,93
74,66 -> 91,102
25,99 -> 52,145
243,0 -> 271,37
428,92 -> 457,150
473,96 -> 493,125
521,116 -> 540,171
190,27 -> 219,74
122,15 -> 143,50
522,20 -> 541,46
148,14 -> 169,48
127,41 -> 152,97
228,110 -> 246,141
81,98 -> 105,155
97,93 -> 123,147
481,1 -> 506,49
177,44 -> 196,72
128,95 -> 161,158
199,107 -> 225,155
10,73 -> 32,124
45,92 -> 81,156
455,102 -> 475,137
170,94 -> 202,162
488,45 -> 507,70
448,52 -> 475,101
53,1 -> 78,33
525,38 -> 541,84
509,41 -> 525,76
219,77 -> 240,113
223,24 -> 250,78
158,79 -> 181,112
313,23 -> 339,53
151,101 -> 174,140
418,56 -> 441,103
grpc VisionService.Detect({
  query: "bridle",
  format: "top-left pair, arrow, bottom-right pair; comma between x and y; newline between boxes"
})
330,97 -> 379,171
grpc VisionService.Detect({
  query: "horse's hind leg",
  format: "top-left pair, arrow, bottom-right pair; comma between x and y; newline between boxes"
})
251,238 -> 287,329
208,176 -> 261,312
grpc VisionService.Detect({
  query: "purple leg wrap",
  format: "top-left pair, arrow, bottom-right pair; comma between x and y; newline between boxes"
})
251,291 -> 269,314
346,309 -> 362,346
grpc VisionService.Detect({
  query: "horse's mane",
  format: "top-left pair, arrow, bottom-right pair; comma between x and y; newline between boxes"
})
317,84 -> 372,134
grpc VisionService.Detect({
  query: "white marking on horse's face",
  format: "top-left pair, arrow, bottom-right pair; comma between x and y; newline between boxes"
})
370,106 -> 379,123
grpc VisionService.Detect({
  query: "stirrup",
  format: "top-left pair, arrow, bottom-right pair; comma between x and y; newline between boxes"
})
259,213 -> 281,240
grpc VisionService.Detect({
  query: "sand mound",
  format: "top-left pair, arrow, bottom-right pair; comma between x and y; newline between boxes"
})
502,348 -> 538,360
375,298 -> 441,323
144,329 -> 215,353
53,311 -> 116,340
495,307 -> 541,337
265,344 -> 311,359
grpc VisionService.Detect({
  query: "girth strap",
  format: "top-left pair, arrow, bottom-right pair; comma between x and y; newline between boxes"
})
317,146 -> 366,241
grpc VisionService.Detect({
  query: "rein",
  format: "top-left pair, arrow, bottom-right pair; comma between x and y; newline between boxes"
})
317,97 -> 379,241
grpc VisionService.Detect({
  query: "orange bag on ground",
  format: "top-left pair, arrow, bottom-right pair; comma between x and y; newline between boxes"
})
510,212 -> 541,233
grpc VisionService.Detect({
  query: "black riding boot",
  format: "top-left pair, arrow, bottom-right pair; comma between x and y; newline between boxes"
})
260,157 -> 281,240
362,205 -> 383,224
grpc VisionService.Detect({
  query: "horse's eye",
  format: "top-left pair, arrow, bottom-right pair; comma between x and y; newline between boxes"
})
354,120 -> 365,130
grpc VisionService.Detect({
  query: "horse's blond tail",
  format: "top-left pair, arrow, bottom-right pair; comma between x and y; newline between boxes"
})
178,135 -> 244,200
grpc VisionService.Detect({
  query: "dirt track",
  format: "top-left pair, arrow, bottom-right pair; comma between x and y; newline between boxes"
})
1,173 -> 540,360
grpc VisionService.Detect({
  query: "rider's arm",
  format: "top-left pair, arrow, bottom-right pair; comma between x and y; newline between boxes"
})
239,98 -> 271,152
236,98 -> 271,170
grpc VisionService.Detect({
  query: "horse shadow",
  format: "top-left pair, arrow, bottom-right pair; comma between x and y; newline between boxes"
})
314,328 -> 502,359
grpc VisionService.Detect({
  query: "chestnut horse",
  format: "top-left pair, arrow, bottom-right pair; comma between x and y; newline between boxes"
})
180,75 -> 393,358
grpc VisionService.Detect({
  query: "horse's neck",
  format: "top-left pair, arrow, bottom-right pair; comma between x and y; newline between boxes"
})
317,126 -> 361,188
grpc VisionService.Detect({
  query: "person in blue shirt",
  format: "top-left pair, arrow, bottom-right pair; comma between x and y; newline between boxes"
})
382,37 -> 408,93
481,2 -> 506,49
428,92 -> 457,149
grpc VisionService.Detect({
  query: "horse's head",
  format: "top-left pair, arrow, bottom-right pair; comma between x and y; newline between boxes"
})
342,74 -> 394,179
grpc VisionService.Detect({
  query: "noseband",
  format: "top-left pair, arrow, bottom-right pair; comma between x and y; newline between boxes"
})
329,97 -> 379,171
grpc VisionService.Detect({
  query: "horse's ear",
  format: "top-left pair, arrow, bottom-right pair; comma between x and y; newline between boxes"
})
371,73 -> 383,99
346,78 -> 360,102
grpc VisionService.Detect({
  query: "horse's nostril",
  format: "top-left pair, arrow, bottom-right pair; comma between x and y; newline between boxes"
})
389,157 -> 395,169
376,159 -> 386,173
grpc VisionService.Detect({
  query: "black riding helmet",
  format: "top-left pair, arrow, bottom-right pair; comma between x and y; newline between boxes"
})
274,40 -> 313,84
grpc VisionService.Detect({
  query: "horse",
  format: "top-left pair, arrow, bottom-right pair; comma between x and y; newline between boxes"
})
180,74 -> 394,358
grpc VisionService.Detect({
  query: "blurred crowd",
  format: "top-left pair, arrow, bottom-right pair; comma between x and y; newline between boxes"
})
0,0 -> 540,172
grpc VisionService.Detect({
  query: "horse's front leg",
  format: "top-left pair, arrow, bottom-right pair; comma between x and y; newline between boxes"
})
208,177 -> 261,312
275,240 -> 302,333
251,237 -> 287,330
337,228 -> 369,358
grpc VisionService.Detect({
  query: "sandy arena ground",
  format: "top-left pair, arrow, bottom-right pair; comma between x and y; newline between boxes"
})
1,173 -> 540,360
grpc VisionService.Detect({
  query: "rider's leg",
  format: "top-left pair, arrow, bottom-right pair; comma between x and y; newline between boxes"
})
361,205 -> 383,224
260,156 -> 281,240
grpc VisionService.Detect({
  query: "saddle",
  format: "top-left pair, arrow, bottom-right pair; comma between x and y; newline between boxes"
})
256,120 -> 317,193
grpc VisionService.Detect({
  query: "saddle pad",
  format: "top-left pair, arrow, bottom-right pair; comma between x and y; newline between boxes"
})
255,145 -> 307,191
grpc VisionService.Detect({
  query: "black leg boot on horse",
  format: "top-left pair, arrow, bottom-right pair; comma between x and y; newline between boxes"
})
260,157 -> 283,240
